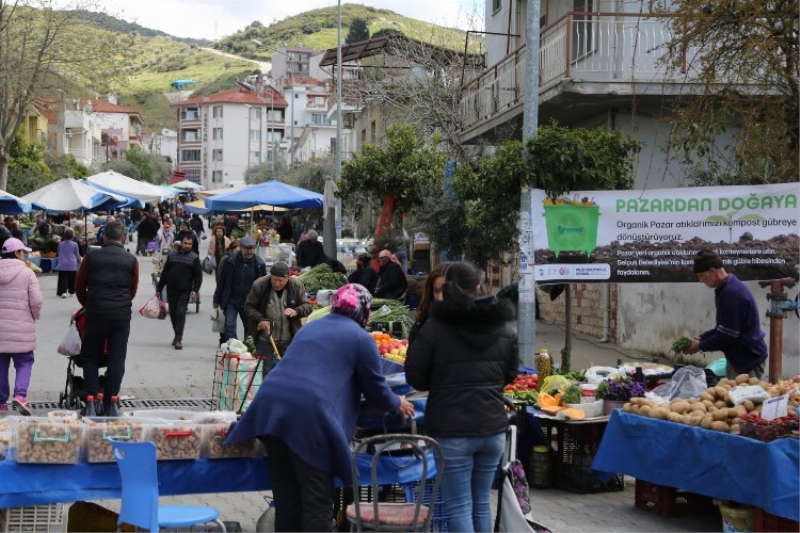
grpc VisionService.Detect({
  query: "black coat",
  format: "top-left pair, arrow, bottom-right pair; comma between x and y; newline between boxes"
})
374,261 -> 407,299
405,295 -> 518,438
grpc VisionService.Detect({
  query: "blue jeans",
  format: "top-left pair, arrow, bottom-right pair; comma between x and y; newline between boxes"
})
223,303 -> 250,342
437,433 -> 506,533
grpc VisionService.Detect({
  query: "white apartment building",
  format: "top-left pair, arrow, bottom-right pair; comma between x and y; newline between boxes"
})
140,128 -> 178,167
171,87 -> 288,188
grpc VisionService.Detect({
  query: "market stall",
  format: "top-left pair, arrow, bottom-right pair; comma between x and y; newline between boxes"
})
592,410 -> 799,521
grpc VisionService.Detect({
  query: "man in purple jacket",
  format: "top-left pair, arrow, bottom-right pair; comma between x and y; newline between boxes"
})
687,249 -> 767,379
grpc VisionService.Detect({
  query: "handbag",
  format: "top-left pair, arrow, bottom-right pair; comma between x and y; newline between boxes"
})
57,323 -> 82,357
202,256 -> 214,275
211,309 -> 225,333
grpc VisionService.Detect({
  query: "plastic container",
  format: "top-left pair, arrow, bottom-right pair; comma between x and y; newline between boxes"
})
121,409 -> 201,421
579,383 -> 598,403
565,400 -> 604,418
720,504 -> 755,532
634,479 -> 713,517
47,410 -> 79,420
144,421 -> 201,460
195,411 -> 258,459
82,417 -> 153,463
14,417 -> 83,464
527,445 -> 553,489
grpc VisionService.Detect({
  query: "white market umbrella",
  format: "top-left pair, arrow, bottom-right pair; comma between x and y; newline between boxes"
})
22,177 -> 128,212
172,179 -> 205,191
86,170 -> 176,204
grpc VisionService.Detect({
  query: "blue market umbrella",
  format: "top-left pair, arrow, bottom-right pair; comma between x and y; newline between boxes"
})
22,177 -> 128,213
204,179 -> 323,211
0,189 -> 33,214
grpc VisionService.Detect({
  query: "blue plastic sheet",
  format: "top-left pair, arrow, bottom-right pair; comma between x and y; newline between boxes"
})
592,410 -> 799,521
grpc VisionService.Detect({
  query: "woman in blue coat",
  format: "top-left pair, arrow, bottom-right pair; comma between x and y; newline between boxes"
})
225,283 -> 415,532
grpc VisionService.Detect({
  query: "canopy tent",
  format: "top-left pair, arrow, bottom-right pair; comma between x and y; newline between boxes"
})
0,190 -> 33,214
183,199 -> 288,216
195,188 -> 234,200
82,180 -> 145,209
172,180 -> 205,191
22,178 -> 130,213
204,179 -> 323,211
86,170 -> 176,204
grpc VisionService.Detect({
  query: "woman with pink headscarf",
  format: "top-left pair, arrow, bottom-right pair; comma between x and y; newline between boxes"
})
374,249 -> 408,299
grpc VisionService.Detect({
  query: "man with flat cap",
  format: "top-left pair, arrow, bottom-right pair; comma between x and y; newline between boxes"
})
214,236 -> 267,343
244,261 -> 312,367
295,229 -> 326,268
686,249 -> 767,379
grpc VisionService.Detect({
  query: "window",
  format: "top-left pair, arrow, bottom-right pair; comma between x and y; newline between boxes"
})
267,109 -> 282,122
212,106 -> 224,118
250,130 -> 261,141
370,120 -> 376,143
572,0 -> 595,61
361,129 -> 367,145
250,107 -> 262,120
212,128 -> 223,140
266,148 -> 274,162
212,170 -> 223,183
311,113 -> 329,125
212,149 -> 223,162
330,138 -> 337,155
181,108 -> 199,120
250,151 -> 261,164
492,0 -> 501,13
182,129 -> 199,142
181,149 -> 201,162
185,169 -> 201,182
267,130 -> 282,143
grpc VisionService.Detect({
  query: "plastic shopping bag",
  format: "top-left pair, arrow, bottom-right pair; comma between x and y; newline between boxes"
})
139,295 -> 163,319
57,323 -> 82,357
211,309 -> 225,333
157,296 -> 167,320
202,256 -> 214,275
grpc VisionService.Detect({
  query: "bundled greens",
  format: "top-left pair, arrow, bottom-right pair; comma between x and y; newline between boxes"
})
671,336 -> 693,355
367,299 -> 414,339
298,264 -> 347,293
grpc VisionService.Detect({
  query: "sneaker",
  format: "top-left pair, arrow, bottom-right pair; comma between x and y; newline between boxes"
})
12,396 -> 31,416
60,294 -> 67,299
0,404 -> 7,414
174,340 -> 183,350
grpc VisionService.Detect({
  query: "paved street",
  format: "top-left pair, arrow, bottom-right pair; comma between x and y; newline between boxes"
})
17,236 -> 723,532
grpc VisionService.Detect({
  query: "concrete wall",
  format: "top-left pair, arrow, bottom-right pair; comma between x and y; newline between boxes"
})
537,283 -> 619,342
618,282 -> 800,375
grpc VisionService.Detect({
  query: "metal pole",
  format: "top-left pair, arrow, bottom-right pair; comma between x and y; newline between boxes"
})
269,88 -> 274,175
289,55 -> 295,166
518,0 -> 541,368
322,0 -> 342,259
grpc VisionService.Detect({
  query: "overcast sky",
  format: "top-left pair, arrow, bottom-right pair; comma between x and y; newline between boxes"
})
70,0 -> 485,40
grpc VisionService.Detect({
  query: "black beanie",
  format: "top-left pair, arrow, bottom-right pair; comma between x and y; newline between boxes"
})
693,250 -> 723,273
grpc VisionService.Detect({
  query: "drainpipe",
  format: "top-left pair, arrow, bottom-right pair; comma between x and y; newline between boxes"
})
600,284 -> 611,343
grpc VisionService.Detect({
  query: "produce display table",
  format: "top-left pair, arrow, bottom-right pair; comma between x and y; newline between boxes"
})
0,453 -> 435,509
592,410 -> 800,521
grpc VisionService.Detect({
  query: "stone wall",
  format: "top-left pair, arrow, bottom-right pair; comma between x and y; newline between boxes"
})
537,283 -> 618,343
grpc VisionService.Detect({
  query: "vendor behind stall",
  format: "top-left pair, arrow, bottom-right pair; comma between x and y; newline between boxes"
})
225,283 -> 415,532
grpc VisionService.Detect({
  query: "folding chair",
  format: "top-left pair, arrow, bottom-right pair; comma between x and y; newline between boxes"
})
346,433 -> 443,532
110,439 -> 226,532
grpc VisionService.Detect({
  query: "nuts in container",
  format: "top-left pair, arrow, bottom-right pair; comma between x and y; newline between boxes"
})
0,420 -> 11,461
83,418 -> 149,463
200,423 -> 257,459
15,417 -> 83,464
145,422 -> 201,460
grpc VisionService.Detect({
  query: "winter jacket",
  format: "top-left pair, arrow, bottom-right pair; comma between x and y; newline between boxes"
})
76,241 -> 139,320
224,313 -> 401,484
243,275 -> 312,337
55,239 -> 82,272
0,258 -> 42,353
348,265 -> 379,295
699,274 -> 768,373
156,249 -> 202,295
214,253 -> 267,309
296,239 -> 326,268
405,295 -> 518,438
375,261 -> 407,299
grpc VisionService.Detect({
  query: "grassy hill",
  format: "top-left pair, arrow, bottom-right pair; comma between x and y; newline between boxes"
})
63,3 -> 480,130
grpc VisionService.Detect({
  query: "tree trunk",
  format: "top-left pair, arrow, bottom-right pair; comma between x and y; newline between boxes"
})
0,151 -> 9,192
561,284 -> 573,372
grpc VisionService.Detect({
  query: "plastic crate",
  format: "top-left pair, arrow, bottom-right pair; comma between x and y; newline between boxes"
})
0,503 -> 67,533
402,480 -> 448,532
754,508 -> 800,532
634,480 -> 713,517
554,422 -> 624,494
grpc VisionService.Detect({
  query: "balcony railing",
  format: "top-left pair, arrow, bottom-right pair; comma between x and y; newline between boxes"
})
460,12 -> 692,133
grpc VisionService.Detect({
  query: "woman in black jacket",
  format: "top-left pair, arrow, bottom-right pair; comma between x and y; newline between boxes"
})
405,261 -> 518,533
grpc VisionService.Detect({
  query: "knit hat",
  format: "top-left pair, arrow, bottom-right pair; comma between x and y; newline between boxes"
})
270,261 -> 290,277
693,249 -> 723,273
331,283 -> 372,327
307,230 -> 318,240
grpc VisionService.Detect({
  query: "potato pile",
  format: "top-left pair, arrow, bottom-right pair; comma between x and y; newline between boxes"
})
622,374 -> 800,434
16,418 -> 83,463
148,424 -> 201,460
84,419 -> 147,463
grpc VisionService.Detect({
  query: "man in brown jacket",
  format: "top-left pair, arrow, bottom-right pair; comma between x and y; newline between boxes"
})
243,261 -> 312,363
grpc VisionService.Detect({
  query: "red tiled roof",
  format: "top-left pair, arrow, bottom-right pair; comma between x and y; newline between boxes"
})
171,87 -> 287,107
89,99 -> 141,115
33,97 -> 60,124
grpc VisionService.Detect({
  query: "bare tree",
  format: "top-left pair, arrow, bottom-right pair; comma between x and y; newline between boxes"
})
0,0 -> 134,190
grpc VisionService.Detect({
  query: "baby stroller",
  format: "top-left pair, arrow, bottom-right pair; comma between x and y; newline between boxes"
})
58,308 -> 107,410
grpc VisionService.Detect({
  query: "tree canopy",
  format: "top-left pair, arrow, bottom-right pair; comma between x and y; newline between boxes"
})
345,17 -> 370,43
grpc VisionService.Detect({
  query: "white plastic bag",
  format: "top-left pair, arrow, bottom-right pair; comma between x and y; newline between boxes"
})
586,366 -> 624,384
665,366 -> 708,400
57,323 -> 82,357
211,309 -> 225,333
728,385 -> 772,405
139,295 -> 162,319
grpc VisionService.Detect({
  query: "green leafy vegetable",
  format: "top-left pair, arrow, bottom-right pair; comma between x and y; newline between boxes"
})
671,336 -> 693,355
298,264 -> 347,293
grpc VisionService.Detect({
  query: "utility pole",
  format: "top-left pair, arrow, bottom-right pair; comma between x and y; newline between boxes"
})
323,0 -> 342,258
518,0 -> 541,368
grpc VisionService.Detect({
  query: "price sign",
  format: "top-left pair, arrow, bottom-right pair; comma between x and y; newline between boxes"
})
760,394 -> 789,421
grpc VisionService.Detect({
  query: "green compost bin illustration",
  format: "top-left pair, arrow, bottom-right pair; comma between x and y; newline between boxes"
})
543,204 -> 600,258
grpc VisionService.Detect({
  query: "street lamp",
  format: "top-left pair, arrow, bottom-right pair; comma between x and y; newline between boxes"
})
252,39 -> 295,166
